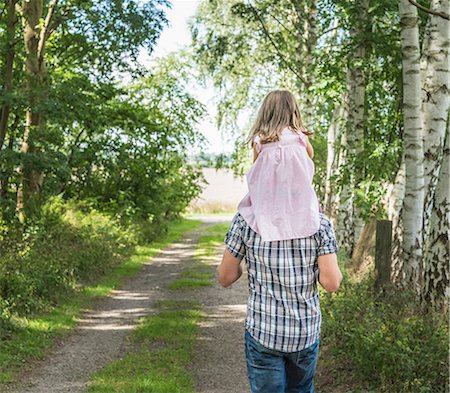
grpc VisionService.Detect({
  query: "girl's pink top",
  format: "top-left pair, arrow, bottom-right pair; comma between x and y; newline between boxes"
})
238,127 -> 320,242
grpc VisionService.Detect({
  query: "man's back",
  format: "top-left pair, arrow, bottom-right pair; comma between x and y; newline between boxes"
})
224,212 -> 339,353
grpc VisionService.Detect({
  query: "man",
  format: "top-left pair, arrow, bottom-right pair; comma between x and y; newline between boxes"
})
217,212 -> 342,393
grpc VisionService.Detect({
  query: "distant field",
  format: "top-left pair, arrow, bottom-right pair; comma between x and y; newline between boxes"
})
189,168 -> 248,214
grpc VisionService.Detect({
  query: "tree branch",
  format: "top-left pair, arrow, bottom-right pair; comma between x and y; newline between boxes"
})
319,25 -> 341,38
265,9 -> 298,38
408,0 -> 450,20
248,3 -> 307,86
37,0 -> 59,64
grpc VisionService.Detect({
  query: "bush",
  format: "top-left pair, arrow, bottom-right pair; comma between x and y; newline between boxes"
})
0,197 -> 140,315
320,272 -> 448,392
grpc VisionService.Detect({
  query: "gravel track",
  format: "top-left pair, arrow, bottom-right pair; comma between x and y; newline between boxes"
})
9,218 -> 249,393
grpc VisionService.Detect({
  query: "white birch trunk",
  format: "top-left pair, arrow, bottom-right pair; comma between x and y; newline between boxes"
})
398,0 -> 425,293
422,124 -> 449,308
293,0 -> 317,131
421,0 -> 450,245
341,0 -> 368,252
335,100 -> 354,253
388,157 -> 406,284
324,102 -> 345,218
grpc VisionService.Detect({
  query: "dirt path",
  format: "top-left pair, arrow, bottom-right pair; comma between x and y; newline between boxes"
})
189,246 -> 250,393
10,218 -> 245,393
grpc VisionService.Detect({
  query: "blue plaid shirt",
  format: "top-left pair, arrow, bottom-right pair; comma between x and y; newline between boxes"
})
225,212 -> 338,352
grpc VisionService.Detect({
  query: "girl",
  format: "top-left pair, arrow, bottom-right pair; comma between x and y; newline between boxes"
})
237,90 -> 321,242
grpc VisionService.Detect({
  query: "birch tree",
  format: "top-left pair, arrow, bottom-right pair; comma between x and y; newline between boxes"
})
336,0 -> 369,253
423,126 -> 449,308
393,0 -> 449,297
389,157 -> 405,283
421,0 -> 450,243
398,0 -> 425,292
291,0 -> 318,130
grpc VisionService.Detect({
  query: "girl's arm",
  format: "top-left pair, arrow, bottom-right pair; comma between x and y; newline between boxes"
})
253,143 -> 259,162
306,138 -> 314,159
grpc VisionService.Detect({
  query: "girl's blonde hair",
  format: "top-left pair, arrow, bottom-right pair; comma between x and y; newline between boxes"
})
247,90 -> 311,145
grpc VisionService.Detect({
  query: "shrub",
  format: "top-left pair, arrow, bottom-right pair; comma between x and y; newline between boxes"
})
320,272 -> 448,392
0,197 -> 139,315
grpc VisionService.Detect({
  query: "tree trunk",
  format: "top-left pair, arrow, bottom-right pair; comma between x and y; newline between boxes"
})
422,121 -> 449,309
324,97 -> 347,220
0,0 -> 18,150
335,103 -> 354,253
324,102 -> 341,216
398,0 -> 425,293
1,113 -> 19,198
347,0 -> 369,247
16,0 -> 58,219
334,0 -> 369,255
292,0 -> 317,131
388,157 -> 406,284
421,0 -> 450,246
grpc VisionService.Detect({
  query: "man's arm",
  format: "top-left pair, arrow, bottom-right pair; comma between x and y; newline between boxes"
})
217,248 -> 243,288
317,253 -> 342,293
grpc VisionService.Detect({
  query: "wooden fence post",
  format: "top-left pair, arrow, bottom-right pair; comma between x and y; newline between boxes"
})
375,220 -> 393,291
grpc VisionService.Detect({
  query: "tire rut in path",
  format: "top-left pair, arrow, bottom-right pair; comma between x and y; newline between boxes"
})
9,221 -> 219,393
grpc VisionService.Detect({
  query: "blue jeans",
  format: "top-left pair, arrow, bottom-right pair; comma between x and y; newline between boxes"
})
244,330 -> 319,393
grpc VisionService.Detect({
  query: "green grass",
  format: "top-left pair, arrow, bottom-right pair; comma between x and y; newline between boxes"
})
168,278 -> 213,290
180,270 -> 214,279
87,300 -> 202,393
167,222 -> 229,290
0,218 -> 200,387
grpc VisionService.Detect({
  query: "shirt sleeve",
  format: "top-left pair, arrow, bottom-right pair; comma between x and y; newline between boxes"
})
317,215 -> 339,256
224,213 -> 246,261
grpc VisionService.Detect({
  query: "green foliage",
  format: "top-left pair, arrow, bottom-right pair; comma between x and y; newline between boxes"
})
320,274 -> 448,392
0,196 -> 200,317
58,55 -> 205,224
0,197 -> 136,315
1,1 -> 205,227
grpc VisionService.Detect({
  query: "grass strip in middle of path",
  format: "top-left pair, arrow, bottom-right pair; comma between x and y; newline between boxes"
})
87,299 -> 202,393
168,222 -> 230,290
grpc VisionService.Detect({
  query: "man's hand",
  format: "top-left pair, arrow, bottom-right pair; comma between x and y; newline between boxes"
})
217,248 -> 243,288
